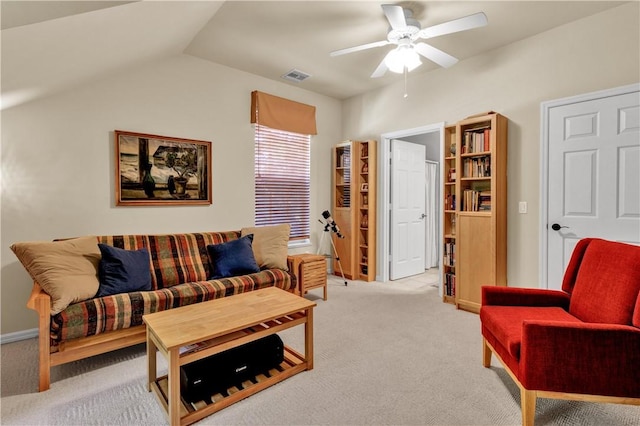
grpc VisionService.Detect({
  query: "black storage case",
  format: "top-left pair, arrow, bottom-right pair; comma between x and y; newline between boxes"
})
180,334 -> 284,403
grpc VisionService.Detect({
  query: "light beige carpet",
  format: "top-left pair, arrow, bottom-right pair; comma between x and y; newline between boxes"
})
2,275 -> 639,425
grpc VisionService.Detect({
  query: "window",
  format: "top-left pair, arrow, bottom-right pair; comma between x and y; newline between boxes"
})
254,124 -> 310,240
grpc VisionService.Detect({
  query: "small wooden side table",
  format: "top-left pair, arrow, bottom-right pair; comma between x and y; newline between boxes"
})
291,254 -> 328,301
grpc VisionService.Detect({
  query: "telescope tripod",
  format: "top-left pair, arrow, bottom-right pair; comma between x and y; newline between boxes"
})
317,222 -> 348,286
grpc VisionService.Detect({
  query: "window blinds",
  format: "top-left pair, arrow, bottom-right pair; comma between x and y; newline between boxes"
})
254,124 -> 310,240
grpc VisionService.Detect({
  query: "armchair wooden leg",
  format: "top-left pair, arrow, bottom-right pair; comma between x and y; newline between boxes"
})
482,338 -> 492,367
521,388 -> 536,426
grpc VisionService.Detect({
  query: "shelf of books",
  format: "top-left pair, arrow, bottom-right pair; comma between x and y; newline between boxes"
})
453,112 -> 508,313
332,140 -> 378,282
334,144 -> 351,208
333,142 -> 355,279
442,125 -> 457,304
459,122 -> 492,215
356,140 -> 376,281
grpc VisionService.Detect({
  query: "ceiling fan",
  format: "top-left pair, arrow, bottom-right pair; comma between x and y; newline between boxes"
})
330,4 -> 488,78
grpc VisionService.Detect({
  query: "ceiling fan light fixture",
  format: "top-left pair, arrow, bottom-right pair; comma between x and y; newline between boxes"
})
331,5 -> 485,80
385,45 -> 421,74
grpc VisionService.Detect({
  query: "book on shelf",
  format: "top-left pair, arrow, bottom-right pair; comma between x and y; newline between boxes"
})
462,127 -> 491,154
484,128 -> 490,152
462,189 -> 492,212
462,156 -> 491,178
478,190 -> 491,211
443,241 -> 456,267
445,193 -> 456,210
444,272 -> 456,297
336,148 -> 351,168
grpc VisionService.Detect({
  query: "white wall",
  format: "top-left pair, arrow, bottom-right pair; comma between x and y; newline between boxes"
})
342,3 -> 639,288
1,54 -> 341,334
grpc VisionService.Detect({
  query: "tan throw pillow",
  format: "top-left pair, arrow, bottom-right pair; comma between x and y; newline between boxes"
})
10,236 -> 101,314
241,224 -> 290,271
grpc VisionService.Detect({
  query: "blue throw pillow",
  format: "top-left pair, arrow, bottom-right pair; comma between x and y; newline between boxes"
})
96,244 -> 152,297
207,234 -> 260,279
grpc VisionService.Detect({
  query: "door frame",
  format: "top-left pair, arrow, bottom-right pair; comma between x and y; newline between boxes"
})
539,83 -> 640,288
378,122 -> 445,283
424,160 -> 440,269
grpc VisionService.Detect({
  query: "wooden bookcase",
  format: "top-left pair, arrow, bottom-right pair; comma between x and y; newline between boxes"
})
332,142 -> 355,279
331,140 -> 377,281
355,140 -> 376,281
442,125 -> 457,304
442,113 -> 508,313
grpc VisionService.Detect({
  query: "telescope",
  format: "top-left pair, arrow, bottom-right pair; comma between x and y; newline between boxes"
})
321,210 -> 344,238
317,209 -> 348,286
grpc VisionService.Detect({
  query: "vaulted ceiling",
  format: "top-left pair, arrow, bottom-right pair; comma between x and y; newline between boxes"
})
1,1 -> 626,109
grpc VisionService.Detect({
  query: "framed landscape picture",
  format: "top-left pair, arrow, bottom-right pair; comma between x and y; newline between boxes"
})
115,130 -> 212,206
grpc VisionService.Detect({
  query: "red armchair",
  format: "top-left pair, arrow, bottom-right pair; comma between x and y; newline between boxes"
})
480,238 -> 640,426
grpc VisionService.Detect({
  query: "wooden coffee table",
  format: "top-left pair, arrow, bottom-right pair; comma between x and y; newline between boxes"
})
143,287 -> 316,426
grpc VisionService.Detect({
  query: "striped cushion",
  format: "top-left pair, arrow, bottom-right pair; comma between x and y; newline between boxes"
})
51,269 -> 294,344
97,231 -> 239,290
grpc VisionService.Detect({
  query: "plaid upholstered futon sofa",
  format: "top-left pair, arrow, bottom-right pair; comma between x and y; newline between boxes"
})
12,227 -> 297,391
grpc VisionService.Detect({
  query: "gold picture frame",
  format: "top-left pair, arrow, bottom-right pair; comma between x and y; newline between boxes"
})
115,130 -> 212,206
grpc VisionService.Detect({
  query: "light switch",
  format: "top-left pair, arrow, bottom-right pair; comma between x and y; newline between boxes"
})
519,201 -> 527,214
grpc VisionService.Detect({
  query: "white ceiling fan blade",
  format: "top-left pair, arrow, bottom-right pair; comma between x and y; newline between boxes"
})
418,12 -> 488,40
370,53 -> 391,78
381,4 -> 407,30
330,40 -> 391,57
414,42 -> 458,68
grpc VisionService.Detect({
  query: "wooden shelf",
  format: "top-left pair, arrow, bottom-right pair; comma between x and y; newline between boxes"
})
458,211 -> 492,217
333,140 -> 376,282
442,113 -> 508,310
152,347 -> 306,424
356,140 -> 376,282
442,125 -> 458,303
454,113 -> 508,312
144,288 -> 315,426
332,143 -> 355,279
461,151 -> 491,157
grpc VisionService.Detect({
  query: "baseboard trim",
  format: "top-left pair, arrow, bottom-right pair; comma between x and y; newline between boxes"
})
0,328 -> 38,344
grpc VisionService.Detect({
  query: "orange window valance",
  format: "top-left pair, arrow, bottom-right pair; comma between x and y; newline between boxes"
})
250,90 -> 317,135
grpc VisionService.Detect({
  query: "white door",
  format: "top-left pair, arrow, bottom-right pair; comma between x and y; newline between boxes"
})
545,86 -> 640,290
390,139 -> 426,279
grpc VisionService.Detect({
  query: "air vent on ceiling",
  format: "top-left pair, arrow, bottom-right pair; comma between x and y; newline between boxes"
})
281,69 -> 311,83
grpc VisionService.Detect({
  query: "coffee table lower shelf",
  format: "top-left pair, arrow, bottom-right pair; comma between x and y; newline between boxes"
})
150,346 -> 306,426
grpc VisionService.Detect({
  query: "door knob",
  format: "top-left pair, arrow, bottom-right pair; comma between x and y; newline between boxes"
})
420,213 -> 426,219
551,223 -> 569,231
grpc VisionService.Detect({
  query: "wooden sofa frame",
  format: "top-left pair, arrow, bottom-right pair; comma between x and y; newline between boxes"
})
27,256 -> 302,392
483,336 -> 640,426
